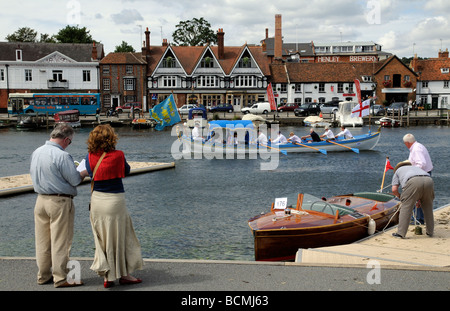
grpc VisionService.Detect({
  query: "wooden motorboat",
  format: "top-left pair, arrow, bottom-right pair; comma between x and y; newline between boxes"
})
248,192 -> 400,261
54,110 -> 81,128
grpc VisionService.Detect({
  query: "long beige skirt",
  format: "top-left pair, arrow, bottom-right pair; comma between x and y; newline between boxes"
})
90,191 -> 143,281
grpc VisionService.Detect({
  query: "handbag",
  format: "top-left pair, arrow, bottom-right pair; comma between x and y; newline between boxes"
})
89,152 -> 106,211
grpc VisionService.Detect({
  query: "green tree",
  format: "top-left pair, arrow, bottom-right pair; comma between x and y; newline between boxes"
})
172,17 -> 217,46
5,27 -> 38,42
114,41 -> 136,52
54,25 -> 94,43
39,33 -> 57,43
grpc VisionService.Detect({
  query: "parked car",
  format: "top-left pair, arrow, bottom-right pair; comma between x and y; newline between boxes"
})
320,101 -> 339,114
387,102 -> 408,115
209,103 -> 234,113
294,103 -> 321,116
115,102 -> 141,114
178,104 -> 198,114
241,102 -> 272,114
371,104 -> 385,116
277,103 -> 299,112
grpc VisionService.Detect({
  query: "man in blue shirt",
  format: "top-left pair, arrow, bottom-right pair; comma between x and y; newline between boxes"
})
391,161 -> 434,239
30,124 -> 88,287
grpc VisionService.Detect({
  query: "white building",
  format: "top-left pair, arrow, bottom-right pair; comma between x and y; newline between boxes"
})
0,42 -> 103,112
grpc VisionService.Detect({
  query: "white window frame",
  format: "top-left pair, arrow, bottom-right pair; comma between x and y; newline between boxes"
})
83,70 -> 91,82
198,75 -> 218,88
25,69 -> 32,82
124,78 -> 136,90
103,79 -> 110,91
161,76 -> 177,88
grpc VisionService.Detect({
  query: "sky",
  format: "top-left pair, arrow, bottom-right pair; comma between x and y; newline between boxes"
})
1,0 -> 449,58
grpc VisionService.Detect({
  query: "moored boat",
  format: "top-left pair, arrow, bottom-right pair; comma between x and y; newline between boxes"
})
16,114 -> 45,129
131,118 -> 155,129
376,117 -> 400,127
248,192 -> 400,261
53,110 -> 81,128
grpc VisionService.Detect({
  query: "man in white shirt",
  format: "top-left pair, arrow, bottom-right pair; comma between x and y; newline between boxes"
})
256,130 -> 268,145
271,131 -> 287,145
320,127 -> 335,141
192,123 -> 204,142
335,126 -> 353,140
403,133 -> 433,224
287,132 -> 302,144
403,133 -> 433,173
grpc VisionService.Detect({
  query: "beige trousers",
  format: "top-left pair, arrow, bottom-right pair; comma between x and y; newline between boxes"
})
34,195 -> 75,287
397,176 -> 435,237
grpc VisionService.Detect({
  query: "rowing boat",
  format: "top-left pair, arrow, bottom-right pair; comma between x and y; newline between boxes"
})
248,192 -> 400,261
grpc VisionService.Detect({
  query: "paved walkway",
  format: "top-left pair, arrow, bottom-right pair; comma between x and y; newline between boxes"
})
1,257 -> 449,293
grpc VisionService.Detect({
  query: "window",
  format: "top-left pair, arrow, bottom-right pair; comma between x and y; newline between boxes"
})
126,65 -> 133,74
235,76 -> 256,88
318,83 -> 325,93
422,81 -> 429,88
362,75 -> 372,82
238,57 -> 252,68
444,81 -> 449,88
0,69 -> 4,81
294,98 -> 302,105
198,76 -> 218,88
124,78 -> 136,90
102,67 -> 110,75
384,75 -> 390,81
348,83 -> 354,93
103,79 -> 110,91
83,70 -> 91,82
338,83 -> 344,93
441,68 -> 449,74
16,49 -> 22,61
162,76 -> 177,88
52,70 -> 63,81
201,57 -> 214,68
25,69 -> 32,81
295,84 -> 301,93
163,57 -> 176,68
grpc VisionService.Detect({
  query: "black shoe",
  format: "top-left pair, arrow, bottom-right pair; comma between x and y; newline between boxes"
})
392,233 -> 404,238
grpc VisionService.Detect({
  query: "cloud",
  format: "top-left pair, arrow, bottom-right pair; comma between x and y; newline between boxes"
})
111,9 -> 144,25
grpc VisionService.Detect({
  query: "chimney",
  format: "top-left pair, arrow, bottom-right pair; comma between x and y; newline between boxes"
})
162,39 -> 168,47
142,27 -> 150,56
217,28 -> 225,59
91,41 -> 98,60
438,48 -> 449,58
274,14 -> 283,61
265,28 -> 269,39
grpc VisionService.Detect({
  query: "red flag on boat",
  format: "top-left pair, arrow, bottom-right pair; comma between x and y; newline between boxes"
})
385,158 -> 394,172
267,83 -> 276,111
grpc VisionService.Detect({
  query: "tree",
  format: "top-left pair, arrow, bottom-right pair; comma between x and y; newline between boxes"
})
5,27 -> 38,42
39,33 -> 57,43
54,25 -> 94,43
114,41 -> 136,53
172,17 -> 217,46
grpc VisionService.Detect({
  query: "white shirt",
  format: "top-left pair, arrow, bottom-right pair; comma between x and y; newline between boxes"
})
272,133 -> 287,145
335,128 -> 353,139
192,126 -> 203,141
288,135 -> 302,144
256,132 -> 268,145
323,129 -> 335,139
408,141 -> 433,173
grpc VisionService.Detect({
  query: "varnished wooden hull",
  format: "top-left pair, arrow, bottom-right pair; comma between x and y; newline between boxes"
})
249,193 -> 400,261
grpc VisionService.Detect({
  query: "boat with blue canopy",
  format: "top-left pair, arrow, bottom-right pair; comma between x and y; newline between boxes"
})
180,120 -> 380,155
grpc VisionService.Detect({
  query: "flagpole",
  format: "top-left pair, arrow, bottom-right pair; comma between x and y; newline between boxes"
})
380,156 -> 389,192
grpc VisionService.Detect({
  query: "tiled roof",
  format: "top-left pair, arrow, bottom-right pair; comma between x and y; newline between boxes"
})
0,42 -> 104,62
101,52 -> 146,64
271,62 -> 380,83
414,58 -> 450,81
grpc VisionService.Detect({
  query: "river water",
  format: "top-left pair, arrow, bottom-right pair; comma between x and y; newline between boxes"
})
1,124 -> 449,261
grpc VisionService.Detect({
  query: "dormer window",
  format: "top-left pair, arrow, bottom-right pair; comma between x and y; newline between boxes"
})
441,68 -> 449,74
16,49 -> 22,61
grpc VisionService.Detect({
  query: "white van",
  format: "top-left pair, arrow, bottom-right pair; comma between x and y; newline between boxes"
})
241,102 -> 272,114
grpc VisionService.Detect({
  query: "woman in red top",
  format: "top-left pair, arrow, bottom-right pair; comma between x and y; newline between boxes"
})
86,124 -> 143,288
